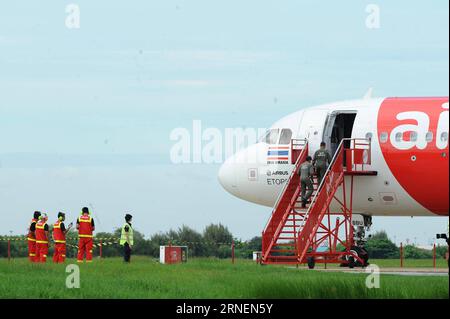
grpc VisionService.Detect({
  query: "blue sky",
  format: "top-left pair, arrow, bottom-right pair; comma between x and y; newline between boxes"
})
0,1 -> 448,244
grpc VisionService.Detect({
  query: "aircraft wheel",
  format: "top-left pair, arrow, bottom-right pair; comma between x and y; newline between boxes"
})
348,256 -> 356,269
307,257 -> 316,269
351,246 -> 369,267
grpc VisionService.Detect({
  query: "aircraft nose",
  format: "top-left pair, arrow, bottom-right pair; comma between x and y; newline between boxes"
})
218,157 -> 240,197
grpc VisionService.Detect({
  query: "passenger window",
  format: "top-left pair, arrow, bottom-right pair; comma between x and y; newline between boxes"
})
395,132 -> 402,142
263,129 -> 280,144
410,131 -> 418,142
441,132 -> 449,142
380,132 -> 388,143
365,132 -> 373,140
279,129 -> 292,145
426,131 -> 433,143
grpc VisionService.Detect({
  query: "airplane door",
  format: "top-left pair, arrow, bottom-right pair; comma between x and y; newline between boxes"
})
323,111 -> 358,156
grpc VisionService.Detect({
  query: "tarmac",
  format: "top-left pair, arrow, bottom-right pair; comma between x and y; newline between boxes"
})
287,266 -> 449,276
316,267 -> 449,276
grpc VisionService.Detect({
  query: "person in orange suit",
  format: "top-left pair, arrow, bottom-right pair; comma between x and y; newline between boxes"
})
52,212 -> 73,263
27,211 -> 41,262
76,207 -> 95,263
35,213 -> 49,263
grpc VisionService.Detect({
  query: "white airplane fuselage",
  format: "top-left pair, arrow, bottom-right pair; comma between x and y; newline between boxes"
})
218,97 -> 449,217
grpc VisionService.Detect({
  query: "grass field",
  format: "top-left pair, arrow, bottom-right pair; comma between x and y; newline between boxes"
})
0,257 -> 448,299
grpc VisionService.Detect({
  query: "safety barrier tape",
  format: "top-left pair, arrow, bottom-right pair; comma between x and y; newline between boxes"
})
65,240 -> 119,250
0,236 -> 119,242
163,242 -> 243,248
0,237 -> 26,241
0,236 -> 236,246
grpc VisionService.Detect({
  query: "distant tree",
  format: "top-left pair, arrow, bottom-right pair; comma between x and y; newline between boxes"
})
0,237 -> 27,258
370,230 -> 389,240
403,245 -> 433,259
166,229 -> 179,243
217,244 -> 232,259
129,229 -> 152,256
0,240 -> 7,258
235,237 -> 263,259
172,225 -> 205,257
246,236 -> 262,252
365,231 -> 399,259
203,224 -> 233,244
436,245 -> 449,259
95,231 -> 121,257
148,232 -> 171,257
203,224 -> 233,258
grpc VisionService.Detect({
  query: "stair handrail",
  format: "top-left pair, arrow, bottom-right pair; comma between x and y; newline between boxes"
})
262,139 -> 308,233
298,137 -> 371,229
346,138 -> 372,171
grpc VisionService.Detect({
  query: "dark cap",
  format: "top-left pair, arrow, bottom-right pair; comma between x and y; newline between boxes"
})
82,207 -> 90,214
306,156 -> 312,161
320,141 -> 326,147
33,211 -> 42,219
125,214 -> 133,222
58,212 -> 65,219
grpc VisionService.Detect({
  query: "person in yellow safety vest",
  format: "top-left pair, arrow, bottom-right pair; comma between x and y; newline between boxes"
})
35,213 -> 49,263
27,211 -> 41,262
52,212 -> 73,263
120,214 -> 134,263
76,207 -> 95,263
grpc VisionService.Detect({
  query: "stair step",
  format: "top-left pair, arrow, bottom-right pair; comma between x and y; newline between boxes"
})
262,142 -> 368,266
267,255 -> 298,259
263,261 -> 302,265
274,243 -> 297,246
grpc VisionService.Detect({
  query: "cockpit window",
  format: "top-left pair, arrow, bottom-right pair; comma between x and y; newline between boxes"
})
279,129 -> 292,145
262,129 -> 280,144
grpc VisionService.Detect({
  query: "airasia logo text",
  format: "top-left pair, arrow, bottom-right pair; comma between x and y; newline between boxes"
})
389,102 -> 448,150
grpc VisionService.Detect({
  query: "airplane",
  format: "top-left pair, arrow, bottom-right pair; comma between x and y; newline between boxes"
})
218,93 -> 449,265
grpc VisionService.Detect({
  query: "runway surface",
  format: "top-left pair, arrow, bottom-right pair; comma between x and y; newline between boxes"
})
287,266 -> 448,276
317,267 -> 449,276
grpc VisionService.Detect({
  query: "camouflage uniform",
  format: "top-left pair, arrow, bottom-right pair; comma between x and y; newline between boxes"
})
299,162 -> 314,204
313,148 -> 332,184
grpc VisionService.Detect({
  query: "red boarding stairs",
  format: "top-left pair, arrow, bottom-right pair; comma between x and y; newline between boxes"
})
261,138 -> 377,267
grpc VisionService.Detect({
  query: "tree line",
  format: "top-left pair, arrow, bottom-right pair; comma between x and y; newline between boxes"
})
0,226 -> 447,260
0,223 -> 262,259
365,230 -> 448,259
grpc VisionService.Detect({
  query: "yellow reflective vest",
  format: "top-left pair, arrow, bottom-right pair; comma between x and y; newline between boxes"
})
120,223 -> 134,246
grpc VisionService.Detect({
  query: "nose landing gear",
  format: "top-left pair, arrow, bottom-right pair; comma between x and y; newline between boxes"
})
343,246 -> 370,268
341,215 -> 372,268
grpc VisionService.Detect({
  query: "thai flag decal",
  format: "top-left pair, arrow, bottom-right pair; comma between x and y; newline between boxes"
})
267,146 -> 289,161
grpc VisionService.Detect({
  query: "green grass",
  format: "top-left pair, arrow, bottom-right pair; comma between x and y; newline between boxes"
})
0,257 -> 448,299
